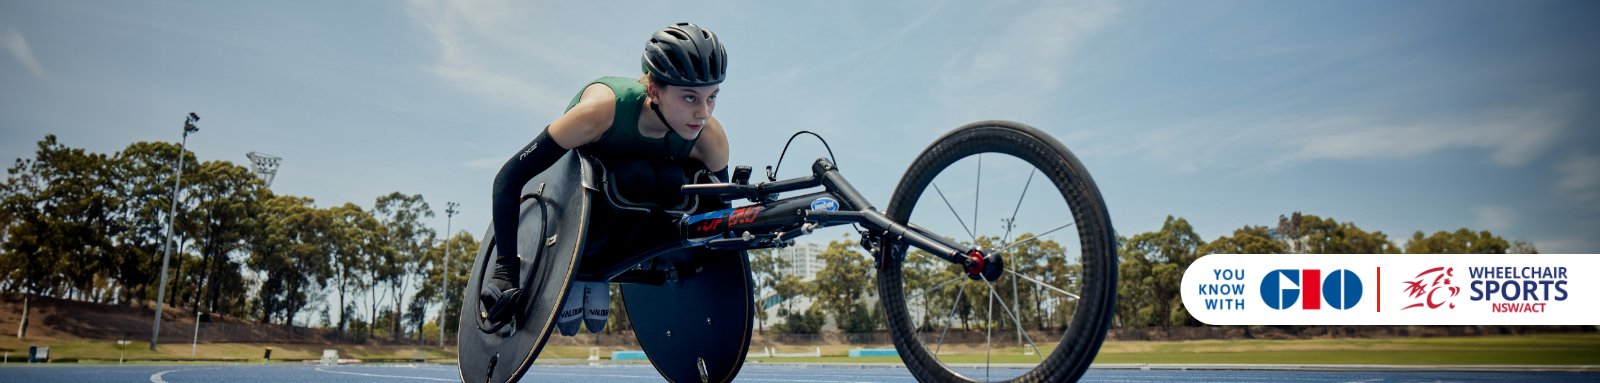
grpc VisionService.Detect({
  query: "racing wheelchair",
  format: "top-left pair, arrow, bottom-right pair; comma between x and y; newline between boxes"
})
458,120 -> 1117,383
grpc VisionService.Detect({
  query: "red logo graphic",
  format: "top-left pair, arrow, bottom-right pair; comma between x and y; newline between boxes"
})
1402,266 -> 1460,310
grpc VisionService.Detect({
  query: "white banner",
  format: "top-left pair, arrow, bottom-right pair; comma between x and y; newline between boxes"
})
1179,254 -> 1599,325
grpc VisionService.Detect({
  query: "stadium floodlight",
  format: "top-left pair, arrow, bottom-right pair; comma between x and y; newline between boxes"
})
246,151 -> 282,188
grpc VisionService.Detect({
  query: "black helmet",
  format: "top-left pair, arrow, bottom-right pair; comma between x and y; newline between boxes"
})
642,23 -> 727,87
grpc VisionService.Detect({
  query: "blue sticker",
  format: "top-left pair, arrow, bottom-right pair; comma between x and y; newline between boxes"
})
810,197 -> 840,212
685,208 -> 734,225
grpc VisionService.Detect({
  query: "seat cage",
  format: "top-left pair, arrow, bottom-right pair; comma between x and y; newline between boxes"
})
577,151 -> 708,216
570,151 -> 717,285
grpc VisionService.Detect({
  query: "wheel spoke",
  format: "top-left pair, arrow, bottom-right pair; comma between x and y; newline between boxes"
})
931,184 -> 977,242
1000,169 -> 1036,245
995,222 -> 1076,254
986,281 -> 1046,361
907,275 -> 968,303
1012,272 -> 1024,350
985,277 -> 993,382
883,123 -> 1113,382
1006,269 -> 1080,301
932,281 -> 967,356
973,153 -> 982,240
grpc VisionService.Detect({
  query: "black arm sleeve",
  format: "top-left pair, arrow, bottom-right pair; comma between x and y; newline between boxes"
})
492,129 -> 569,265
712,167 -> 730,183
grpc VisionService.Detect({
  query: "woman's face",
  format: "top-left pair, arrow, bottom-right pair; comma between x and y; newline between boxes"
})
652,84 -> 719,140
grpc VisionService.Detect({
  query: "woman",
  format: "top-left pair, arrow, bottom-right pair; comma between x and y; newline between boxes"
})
482,22 -> 730,335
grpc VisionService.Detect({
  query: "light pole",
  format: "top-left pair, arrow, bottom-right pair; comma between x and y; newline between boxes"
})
152,113 -> 199,351
440,202 -> 458,348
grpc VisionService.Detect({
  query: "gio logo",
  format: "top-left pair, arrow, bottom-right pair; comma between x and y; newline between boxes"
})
1261,269 -> 1364,310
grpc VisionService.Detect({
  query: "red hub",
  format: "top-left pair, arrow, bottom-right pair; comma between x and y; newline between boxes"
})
963,247 -> 1004,281
964,249 -> 986,277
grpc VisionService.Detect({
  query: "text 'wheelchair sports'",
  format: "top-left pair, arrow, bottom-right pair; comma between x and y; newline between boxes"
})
458,120 -> 1117,383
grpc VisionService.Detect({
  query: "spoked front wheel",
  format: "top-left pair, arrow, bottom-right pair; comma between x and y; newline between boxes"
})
879,120 -> 1116,382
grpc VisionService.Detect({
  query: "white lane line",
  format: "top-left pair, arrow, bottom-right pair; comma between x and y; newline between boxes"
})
526,371 -> 659,379
314,367 -> 457,381
150,368 -> 221,383
530,371 -> 879,383
150,369 -> 192,383
733,379 -> 879,383
528,366 -> 899,382
739,372 -> 912,379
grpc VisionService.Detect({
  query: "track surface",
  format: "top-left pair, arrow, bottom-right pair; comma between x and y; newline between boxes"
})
0,363 -> 1594,382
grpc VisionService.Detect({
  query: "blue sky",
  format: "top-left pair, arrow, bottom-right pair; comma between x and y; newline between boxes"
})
3,0 -> 1598,256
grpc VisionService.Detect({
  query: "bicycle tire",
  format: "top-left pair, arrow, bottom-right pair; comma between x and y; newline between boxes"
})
879,120 -> 1116,382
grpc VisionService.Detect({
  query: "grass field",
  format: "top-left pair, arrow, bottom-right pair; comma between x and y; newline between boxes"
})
3,333 -> 1596,365
0,337 -> 457,363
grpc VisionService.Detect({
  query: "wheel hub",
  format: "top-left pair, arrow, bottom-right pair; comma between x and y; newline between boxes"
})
963,248 -> 1004,281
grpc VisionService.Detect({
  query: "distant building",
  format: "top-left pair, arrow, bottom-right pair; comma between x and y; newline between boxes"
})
775,242 -> 825,281
758,242 -> 881,331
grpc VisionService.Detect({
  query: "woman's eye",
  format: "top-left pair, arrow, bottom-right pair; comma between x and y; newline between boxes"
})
683,95 -> 696,103
708,95 -> 717,102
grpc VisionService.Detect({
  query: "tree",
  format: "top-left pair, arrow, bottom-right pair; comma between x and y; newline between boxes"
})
50,149 -> 117,303
769,269 -> 812,334
772,274 -> 810,314
773,305 -> 826,335
1,136 -> 124,337
182,160 -> 264,318
1403,228 -> 1510,254
373,305 -> 398,339
1198,226 -> 1286,256
248,195 -> 334,326
413,230 -> 477,340
1276,212 -> 1398,254
1119,216 -> 1202,330
1,136 -> 121,302
992,233 -> 1070,332
748,248 -> 789,334
328,203 -> 383,339
900,248 -> 951,332
1,138 -> 61,301
1509,240 -> 1539,254
405,294 -> 430,340
107,141 -> 194,307
812,238 -> 877,333
372,192 -> 435,341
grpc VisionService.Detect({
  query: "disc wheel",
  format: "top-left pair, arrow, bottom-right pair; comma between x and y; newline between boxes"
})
879,120 -> 1116,382
458,152 -> 590,383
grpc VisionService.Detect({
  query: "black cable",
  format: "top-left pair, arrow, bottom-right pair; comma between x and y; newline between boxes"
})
766,131 -> 838,182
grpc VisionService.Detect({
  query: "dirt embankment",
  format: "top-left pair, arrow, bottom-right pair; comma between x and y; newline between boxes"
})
0,293 -> 325,343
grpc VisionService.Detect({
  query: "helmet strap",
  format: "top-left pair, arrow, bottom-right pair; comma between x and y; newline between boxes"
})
649,101 -> 700,160
649,101 -> 674,134
650,101 -> 676,157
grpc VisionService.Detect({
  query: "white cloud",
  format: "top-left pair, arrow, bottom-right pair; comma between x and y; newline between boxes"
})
2,28 -> 45,78
1285,96 -> 1575,167
935,0 -> 1121,122
404,0 -> 601,112
1472,206 -> 1514,233
1125,94 -> 1583,175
